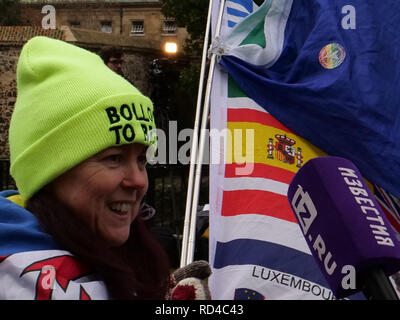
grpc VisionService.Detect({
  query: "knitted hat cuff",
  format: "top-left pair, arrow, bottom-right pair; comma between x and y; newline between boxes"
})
11,93 -> 155,201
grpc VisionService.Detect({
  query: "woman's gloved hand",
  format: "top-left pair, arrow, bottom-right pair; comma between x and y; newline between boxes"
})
168,260 -> 212,300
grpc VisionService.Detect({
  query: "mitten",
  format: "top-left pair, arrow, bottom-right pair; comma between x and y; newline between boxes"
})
168,260 -> 212,300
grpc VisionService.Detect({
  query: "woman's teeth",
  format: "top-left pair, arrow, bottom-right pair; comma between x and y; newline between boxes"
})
110,202 -> 132,214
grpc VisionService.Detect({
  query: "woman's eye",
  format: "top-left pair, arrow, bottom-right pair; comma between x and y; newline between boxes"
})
104,154 -> 122,164
138,154 -> 148,166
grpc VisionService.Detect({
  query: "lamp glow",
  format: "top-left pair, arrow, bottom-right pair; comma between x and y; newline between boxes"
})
164,42 -> 178,54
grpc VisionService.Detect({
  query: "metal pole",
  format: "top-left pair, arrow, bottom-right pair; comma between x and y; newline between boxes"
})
185,0 -> 226,265
180,0 -> 216,267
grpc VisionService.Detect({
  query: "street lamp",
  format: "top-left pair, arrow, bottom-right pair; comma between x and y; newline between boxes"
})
164,41 -> 178,54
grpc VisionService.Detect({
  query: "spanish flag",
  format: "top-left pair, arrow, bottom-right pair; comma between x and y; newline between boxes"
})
222,76 -> 326,222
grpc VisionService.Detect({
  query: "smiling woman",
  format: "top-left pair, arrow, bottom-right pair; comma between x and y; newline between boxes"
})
50,143 -> 149,247
0,36 -> 173,300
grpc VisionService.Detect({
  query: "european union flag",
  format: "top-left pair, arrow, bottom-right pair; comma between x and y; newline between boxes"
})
218,0 -> 400,198
234,288 -> 265,300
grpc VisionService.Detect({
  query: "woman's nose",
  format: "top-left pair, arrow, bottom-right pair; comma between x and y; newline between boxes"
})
121,161 -> 148,189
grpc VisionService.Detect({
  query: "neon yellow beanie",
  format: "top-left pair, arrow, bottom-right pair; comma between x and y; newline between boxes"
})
9,36 -> 156,202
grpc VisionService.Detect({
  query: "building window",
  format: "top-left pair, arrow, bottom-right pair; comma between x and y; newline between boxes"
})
69,21 -> 80,28
163,19 -> 176,34
130,20 -> 144,35
100,21 -> 112,33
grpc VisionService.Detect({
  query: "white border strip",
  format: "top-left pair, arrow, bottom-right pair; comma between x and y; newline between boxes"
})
223,177 -> 288,196
227,97 -> 268,113
216,214 -> 311,254
227,1 -> 250,14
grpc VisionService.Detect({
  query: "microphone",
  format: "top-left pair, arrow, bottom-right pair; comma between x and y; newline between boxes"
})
287,156 -> 400,299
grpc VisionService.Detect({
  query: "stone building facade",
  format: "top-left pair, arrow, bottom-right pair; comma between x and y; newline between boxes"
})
0,45 -> 19,169
19,0 -> 188,54
0,27 -> 65,160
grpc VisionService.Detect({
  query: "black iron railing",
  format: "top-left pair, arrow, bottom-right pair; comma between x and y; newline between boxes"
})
0,159 -> 15,191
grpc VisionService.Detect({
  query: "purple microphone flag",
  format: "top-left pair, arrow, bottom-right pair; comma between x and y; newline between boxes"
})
287,156 -> 400,298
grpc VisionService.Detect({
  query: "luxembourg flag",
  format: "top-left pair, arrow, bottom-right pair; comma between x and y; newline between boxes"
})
208,0 -> 373,300
0,191 -> 108,300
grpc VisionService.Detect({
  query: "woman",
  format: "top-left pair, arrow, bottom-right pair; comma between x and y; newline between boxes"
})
0,36 -> 209,300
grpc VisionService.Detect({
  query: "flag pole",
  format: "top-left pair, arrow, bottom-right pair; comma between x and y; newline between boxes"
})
185,0 -> 226,265
180,0 -> 215,267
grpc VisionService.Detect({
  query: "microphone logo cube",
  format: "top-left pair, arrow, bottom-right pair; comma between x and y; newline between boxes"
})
291,185 -> 318,236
